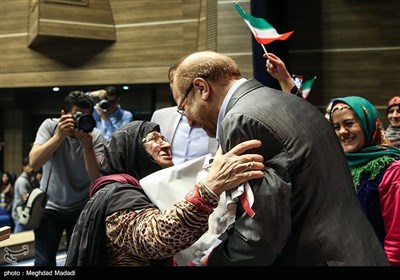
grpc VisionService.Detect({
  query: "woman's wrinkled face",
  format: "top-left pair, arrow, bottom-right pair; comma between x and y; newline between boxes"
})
388,105 -> 400,128
332,108 -> 365,153
142,131 -> 174,168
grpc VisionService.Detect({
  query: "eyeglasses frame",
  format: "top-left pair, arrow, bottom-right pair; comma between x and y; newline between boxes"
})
176,82 -> 194,115
142,133 -> 169,145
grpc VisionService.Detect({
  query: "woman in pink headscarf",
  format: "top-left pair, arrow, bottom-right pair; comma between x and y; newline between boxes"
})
386,96 -> 400,148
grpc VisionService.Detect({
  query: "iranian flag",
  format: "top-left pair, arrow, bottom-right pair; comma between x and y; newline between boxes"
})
300,77 -> 317,99
234,2 -> 293,45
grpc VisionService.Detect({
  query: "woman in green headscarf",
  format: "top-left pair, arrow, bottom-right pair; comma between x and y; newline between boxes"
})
330,96 -> 400,266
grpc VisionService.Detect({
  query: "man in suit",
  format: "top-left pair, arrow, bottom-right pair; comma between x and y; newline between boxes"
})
151,60 -> 217,165
172,51 -> 388,266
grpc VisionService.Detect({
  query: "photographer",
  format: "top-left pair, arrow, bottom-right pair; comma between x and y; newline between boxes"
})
89,86 -> 134,140
29,90 -> 104,266
12,157 -> 34,233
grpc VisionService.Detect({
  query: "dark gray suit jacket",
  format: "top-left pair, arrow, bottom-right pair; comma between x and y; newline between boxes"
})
208,79 -> 388,266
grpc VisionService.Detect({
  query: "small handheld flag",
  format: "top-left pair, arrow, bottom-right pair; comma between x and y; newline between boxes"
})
234,2 -> 294,49
300,76 -> 317,99
292,74 -> 303,89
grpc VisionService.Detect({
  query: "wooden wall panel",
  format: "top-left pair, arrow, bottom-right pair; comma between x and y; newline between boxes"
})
40,1 -> 114,23
1,0 -> 400,172
27,0 -> 116,45
287,0 -> 400,124
1,66 -> 170,87
322,1 -> 382,48
0,0 -> 28,32
1,0 -> 398,95
217,1 -> 252,78
217,1 -> 252,53
110,1 -> 199,24
0,0 -> 206,87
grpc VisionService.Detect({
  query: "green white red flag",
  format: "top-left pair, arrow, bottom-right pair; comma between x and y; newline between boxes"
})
234,2 -> 294,45
300,77 -> 317,99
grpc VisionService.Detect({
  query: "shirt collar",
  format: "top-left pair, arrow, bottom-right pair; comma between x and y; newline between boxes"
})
216,78 -> 247,142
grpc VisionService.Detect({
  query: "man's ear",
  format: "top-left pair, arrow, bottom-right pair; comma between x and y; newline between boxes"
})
193,77 -> 210,101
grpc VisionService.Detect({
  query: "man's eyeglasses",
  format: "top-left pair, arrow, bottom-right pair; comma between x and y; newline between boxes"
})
142,133 -> 169,145
176,82 -> 194,115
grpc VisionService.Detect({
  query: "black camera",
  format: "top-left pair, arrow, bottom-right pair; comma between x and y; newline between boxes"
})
73,112 -> 96,133
91,96 -> 110,112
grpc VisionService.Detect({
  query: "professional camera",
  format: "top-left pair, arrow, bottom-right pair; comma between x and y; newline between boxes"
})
91,96 -> 110,112
73,112 -> 96,133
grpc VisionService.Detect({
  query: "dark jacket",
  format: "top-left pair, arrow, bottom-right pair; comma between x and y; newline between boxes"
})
65,182 -> 158,266
208,79 -> 388,266
65,179 -> 171,266
65,121 -> 167,266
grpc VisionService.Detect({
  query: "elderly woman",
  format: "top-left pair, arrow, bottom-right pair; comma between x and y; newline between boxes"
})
65,120 -> 264,266
330,96 -> 400,266
386,96 -> 400,148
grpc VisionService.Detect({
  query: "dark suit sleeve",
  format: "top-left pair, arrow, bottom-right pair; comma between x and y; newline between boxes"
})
208,113 -> 292,266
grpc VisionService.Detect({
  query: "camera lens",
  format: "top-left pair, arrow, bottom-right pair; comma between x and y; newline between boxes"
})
98,99 -> 110,111
90,96 -> 110,112
73,113 -> 96,132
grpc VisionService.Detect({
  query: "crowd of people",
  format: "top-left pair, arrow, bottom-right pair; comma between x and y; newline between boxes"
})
1,165 -> 42,232
172,51 -> 390,266
1,51 -> 399,267
330,96 -> 400,265
265,52 -> 400,266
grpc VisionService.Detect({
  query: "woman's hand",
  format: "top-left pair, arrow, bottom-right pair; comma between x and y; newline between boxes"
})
264,53 -> 295,93
203,139 -> 264,196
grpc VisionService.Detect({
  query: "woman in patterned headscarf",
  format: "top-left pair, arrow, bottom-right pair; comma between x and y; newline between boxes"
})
386,96 -> 400,148
330,96 -> 400,266
65,120 -> 264,266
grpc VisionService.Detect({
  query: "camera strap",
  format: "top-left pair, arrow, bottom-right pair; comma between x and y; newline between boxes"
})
41,122 -> 58,193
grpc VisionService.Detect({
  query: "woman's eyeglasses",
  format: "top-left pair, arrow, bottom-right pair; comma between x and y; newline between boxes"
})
142,133 -> 169,145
